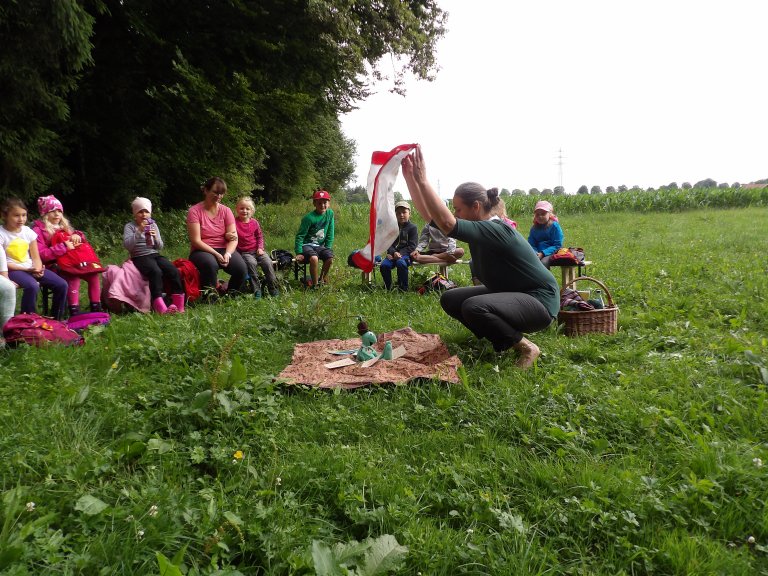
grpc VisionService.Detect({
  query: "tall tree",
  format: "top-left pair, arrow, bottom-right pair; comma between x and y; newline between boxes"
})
62,0 -> 446,209
0,0 -> 99,198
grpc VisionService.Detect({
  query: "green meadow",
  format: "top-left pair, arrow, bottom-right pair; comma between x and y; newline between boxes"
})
1,197 -> 767,575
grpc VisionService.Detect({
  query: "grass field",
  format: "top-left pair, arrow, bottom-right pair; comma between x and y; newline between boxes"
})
1,205 -> 767,575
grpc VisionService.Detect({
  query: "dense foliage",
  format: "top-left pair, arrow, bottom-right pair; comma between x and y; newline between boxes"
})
1,201 -> 767,574
0,0 -> 98,196
0,0 -> 446,210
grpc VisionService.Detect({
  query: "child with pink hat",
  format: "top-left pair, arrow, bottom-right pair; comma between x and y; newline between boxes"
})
527,200 -> 563,269
32,194 -> 103,315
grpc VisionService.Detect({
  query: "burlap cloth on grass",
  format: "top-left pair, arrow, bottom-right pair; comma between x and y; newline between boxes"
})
277,327 -> 462,389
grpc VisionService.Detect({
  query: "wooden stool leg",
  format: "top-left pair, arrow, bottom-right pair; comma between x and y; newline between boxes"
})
561,266 -> 577,287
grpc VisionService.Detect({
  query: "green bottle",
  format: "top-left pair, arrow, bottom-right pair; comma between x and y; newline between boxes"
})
593,289 -> 605,309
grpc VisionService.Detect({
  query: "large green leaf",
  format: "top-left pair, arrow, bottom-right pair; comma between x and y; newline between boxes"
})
74,494 -> 108,516
227,354 -> 247,386
360,535 -> 408,576
312,540 -> 344,576
156,552 -> 184,576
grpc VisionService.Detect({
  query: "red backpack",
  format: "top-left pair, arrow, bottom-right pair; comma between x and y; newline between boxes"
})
50,230 -> 105,276
172,258 -> 201,303
3,313 -> 84,347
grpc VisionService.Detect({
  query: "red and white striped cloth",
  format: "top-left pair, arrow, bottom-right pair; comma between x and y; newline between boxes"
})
351,144 -> 418,273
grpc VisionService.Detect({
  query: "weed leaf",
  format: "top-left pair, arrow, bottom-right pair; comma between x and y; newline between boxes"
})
492,508 -> 527,534
227,354 -> 247,387
223,511 -> 243,525
360,534 -> 408,575
156,552 -> 183,576
147,438 -> 173,454
74,385 -> 90,405
191,389 -> 213,410
311,540 -> 344,576
74,494 -> 108,516
216,391 -> 233,415
334,539 -> 372,562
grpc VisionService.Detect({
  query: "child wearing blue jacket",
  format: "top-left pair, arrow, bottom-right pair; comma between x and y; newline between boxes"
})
527,200 -> 563,269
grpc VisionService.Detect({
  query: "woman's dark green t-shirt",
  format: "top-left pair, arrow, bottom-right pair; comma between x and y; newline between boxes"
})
450,218 -> 560,317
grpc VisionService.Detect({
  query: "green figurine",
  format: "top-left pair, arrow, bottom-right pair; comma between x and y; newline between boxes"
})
355,319 -> 379,362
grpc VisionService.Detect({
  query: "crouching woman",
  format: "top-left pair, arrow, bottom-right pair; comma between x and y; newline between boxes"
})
402,146 -> 559,368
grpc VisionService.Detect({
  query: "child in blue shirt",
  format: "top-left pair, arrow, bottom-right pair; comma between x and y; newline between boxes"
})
527,200 -> 563,269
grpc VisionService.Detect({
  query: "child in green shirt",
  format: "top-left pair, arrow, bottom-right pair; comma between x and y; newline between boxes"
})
295,190 -> 335,287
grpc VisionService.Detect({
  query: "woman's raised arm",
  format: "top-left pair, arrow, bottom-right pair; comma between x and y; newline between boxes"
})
402,146 -> 456,235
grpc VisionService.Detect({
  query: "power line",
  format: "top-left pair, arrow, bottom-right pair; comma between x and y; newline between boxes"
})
555,148 -> 565,189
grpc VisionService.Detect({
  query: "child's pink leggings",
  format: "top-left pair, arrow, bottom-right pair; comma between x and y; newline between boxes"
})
61,271 -> 101,306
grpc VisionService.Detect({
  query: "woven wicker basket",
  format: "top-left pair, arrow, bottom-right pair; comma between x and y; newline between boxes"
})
558,276 -> 618,336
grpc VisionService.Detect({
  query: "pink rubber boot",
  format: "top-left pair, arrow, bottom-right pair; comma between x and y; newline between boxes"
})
152,296 -> 169,314
171,293 -> 185,313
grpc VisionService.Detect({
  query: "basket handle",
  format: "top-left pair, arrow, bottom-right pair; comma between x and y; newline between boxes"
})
561,276 -> 614,307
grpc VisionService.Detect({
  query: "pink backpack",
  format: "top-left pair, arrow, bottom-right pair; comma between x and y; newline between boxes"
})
66,312 -> 110,333
2,313 -> 84,347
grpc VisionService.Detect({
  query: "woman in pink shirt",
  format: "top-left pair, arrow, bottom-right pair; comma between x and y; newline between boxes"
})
186,177 -> 247,298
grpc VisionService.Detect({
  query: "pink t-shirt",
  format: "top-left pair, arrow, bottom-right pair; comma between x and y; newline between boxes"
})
186,202 -> 235,249
235,219 -> 265,253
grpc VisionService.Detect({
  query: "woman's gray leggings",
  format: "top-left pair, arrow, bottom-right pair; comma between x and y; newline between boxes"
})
440,286 -> 553,352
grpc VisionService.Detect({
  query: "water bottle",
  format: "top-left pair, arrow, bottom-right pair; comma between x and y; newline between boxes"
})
144,218 -> 155,248
593,289 -> 605,309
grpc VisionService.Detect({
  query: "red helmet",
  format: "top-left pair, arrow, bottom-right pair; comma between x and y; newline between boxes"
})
312,190 -> 331,200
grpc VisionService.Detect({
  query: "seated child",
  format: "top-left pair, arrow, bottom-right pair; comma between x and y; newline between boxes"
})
0,197 -> 67,319
123,197 -> 185,314
0,245 -> 16,330
295,190 -> 335,287
491,196 -> 518,229
527,200 -> 563,269
32,194 -> 104,315
381,201 -> 418,291
235,196 -> 280,298
411,220 -> 465,264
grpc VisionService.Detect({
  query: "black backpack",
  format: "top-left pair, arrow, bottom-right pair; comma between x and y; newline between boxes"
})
271,249 -> 294,271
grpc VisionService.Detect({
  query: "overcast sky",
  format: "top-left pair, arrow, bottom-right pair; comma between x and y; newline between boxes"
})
341,0 -> 767,197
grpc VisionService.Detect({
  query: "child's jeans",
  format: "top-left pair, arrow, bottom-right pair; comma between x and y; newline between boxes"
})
380,255 -> 411,291
0,274 -> 16,327
8,269 -> 68,320
239,252 -> 279,293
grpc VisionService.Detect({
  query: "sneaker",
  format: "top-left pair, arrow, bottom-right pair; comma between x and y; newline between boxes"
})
269,288 -> 280,297
254,289 -> 262,300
